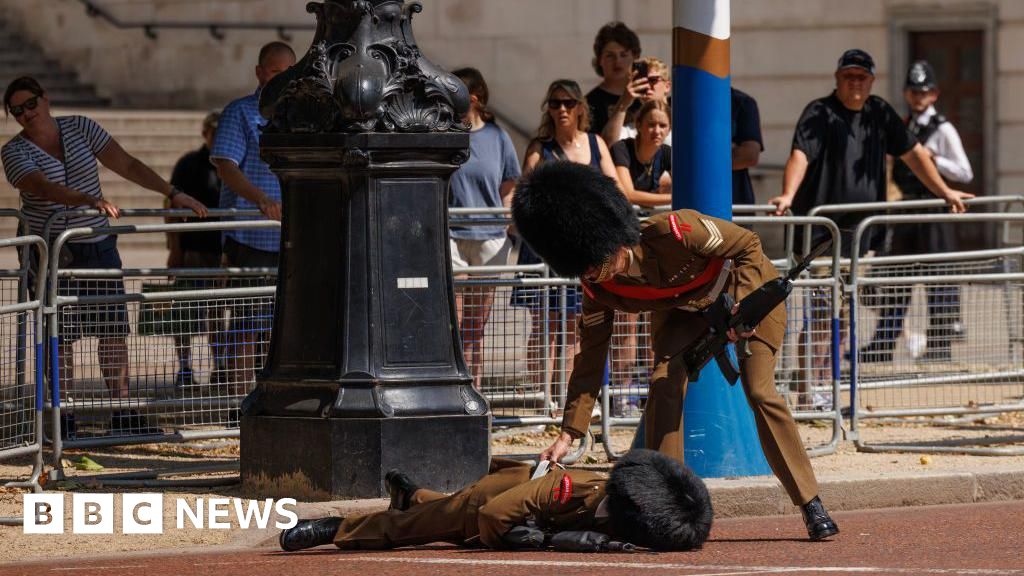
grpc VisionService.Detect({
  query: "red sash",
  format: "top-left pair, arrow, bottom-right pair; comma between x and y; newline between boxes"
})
588,258 -> 725,301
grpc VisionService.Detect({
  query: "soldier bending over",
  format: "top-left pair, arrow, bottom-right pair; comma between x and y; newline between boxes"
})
513,161 -> 838,541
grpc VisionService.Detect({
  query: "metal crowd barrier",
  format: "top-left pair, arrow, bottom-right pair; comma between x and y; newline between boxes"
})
40,208 -> 264,242
46,220 -> 278,482
804,195 -> 1024,256
451,209 -> 842,459
21,203 -> 1021,473
0,235 -> 47,526
848,213 -> 1024,455
454,266 -> 590,464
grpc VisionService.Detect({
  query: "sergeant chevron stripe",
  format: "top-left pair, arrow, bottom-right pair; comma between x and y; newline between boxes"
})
700,218 -> 723,252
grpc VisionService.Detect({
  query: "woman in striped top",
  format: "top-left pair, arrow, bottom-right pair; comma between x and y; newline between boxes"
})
2,76 -> 208,434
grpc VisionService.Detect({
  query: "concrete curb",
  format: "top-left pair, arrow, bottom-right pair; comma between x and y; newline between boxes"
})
708,469 -> 1024,518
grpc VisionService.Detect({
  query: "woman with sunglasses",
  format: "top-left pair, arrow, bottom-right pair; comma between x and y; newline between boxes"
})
604,57 -> 673,146
511,79 -> 619,404
1,76 -> 208,435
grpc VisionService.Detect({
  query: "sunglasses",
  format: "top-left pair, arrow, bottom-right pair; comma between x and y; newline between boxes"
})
8,95 -> 40,117
547,98 -> 579,111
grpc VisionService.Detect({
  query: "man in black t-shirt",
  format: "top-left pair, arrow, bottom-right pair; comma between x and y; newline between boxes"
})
769,49 -> 973,409
731,88 -> 763,206
586,22 -> 643,138
771,49 -> 972,255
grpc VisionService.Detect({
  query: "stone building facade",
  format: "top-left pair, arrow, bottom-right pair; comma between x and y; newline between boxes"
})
2,0 -> 1020,200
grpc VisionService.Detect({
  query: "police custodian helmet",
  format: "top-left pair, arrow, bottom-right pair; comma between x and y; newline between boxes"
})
905,60 -> 938,91
605,449 -> 714,551
511,161 -> 641,279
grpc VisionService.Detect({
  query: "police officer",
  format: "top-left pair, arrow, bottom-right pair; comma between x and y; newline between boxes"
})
514,161 -> 838,541
278,449 -> 712,552
860,60 -> 974,363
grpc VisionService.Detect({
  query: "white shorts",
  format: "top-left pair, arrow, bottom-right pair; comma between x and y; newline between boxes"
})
450,236 -> 510,269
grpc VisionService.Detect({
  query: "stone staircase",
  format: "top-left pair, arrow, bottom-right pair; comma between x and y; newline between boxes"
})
0,17 -> 209,253
0,20 -> 108,108
0,110 -> 208,250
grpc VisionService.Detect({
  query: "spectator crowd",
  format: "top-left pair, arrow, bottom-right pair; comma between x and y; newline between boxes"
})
0,22 -> 975,427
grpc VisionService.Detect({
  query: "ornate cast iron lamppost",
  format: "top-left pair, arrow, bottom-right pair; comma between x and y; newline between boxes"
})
240,0 -> 489,499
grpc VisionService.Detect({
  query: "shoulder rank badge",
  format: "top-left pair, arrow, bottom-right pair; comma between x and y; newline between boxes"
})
699,218 -> 724,252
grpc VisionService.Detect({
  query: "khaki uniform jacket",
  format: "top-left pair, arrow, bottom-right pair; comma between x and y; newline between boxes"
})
332,459 -> 610,550
477,465 -> 609,548
562,209 -> 786,437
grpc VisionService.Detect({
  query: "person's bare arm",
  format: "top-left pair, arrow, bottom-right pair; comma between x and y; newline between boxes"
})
499,179 -> 516,208
15,171 -> 120,217
770,149 -> 808,215
521,141 -> 543,176
601,76 -> 649,145
212,158 -> 282,220
615,165 -> 670,207
657,170 -> 672,196
596,137 -> 621,183
732,141 -> 761,171
899,143 -> 974,213
96,139 -> 208,217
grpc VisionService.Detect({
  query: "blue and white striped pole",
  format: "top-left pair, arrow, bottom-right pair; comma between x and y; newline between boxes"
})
670,0 -> 771,477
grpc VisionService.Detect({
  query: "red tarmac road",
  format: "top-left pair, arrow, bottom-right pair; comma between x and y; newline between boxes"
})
4,501 -> 1023,576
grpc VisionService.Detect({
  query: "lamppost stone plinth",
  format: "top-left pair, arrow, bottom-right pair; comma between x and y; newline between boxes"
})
239,0 -> 490,500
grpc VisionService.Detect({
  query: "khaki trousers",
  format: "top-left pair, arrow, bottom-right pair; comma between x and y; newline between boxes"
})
647,305 -> 818,505
333,459 -> 530,549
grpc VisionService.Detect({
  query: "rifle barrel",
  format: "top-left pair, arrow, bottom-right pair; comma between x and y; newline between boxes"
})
787,239 -> 832,280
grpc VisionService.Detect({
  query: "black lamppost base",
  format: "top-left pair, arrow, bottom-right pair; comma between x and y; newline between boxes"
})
240,412 -> 490,500
244,0 -> 489,502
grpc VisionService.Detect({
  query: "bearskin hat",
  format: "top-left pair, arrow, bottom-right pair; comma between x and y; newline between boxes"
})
511,161 -> 640,278
606,449 -> 714,551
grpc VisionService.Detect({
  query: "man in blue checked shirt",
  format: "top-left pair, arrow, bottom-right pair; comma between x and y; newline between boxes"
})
211,41 -> 295,393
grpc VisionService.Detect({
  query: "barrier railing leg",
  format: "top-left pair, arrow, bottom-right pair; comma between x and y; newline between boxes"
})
848,287 -> 861,446
600,358 -> 628,461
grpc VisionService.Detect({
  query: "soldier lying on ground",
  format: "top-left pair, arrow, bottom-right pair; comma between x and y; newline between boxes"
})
511,161 -> 838,541
279,449 -> 712,552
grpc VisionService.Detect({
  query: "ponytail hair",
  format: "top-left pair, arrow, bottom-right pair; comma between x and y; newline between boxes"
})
452,67 -> 495,123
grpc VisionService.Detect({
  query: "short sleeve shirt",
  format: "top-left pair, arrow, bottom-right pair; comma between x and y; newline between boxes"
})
210,89 -> 281,253
448,122 -> 521,240
731,88 -> 763,205
1,115 -> 111,242
610,138 -> 671,192
791,92 -> 916,248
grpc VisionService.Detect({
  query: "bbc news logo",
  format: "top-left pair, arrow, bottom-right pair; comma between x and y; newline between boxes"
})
23,494 -> 299,534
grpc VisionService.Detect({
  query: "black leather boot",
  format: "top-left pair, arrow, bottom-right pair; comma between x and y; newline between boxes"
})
279,517 -> 343,551
385,469 -> 421,511
801,496 -> 839,541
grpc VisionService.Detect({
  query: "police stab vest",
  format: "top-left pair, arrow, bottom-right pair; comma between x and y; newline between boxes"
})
892,113 -> 946,200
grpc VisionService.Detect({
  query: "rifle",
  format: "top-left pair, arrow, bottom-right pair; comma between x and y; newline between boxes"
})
502,527 -> 636,552
680,240 -> 833,384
